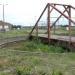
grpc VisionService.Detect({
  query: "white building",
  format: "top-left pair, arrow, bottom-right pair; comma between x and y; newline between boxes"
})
0,21 -> 12,31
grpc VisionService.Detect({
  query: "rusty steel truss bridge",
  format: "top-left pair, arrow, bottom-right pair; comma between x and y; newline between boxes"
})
29,3 -> 75,50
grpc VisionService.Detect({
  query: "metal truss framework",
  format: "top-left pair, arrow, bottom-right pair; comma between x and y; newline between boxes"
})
30,3 -> 75,44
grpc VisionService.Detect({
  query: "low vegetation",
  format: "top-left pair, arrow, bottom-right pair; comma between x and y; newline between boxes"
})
0,49 -> 75,75
0,27 -> 75,75
0,29 -> 31,38
1,39 -> 74,75
3,39 -> 67,53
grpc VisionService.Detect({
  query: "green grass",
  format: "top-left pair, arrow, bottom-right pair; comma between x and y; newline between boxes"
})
0,39 -> 75,75
0,49 -> 75,75
0,28 -> 31,38
3,39 -> 67,53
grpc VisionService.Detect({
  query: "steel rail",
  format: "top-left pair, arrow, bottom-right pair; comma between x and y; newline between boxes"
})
0,35 -> 29,46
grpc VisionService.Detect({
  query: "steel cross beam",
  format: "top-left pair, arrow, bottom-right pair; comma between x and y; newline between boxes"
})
51,6 -> 69,28
63,6 -> 69,15
49,3 -> 75,25
49,4 -> 56,13
71,5 -> 75,10
50,3 -> 70,6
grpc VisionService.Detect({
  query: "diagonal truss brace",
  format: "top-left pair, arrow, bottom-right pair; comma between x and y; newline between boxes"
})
49,4 -> 75,25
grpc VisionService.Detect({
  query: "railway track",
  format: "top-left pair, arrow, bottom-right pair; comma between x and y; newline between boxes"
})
0,35 -> 29,46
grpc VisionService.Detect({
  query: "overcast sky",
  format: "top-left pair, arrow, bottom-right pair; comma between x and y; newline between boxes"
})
0,0 -> 75,26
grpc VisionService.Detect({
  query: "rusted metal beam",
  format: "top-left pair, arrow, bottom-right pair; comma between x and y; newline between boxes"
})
47,3 -> 50,43
63,6 -> 69,15
71,5 -> 75,10
51,6 -> 69,28
49,4 -> 56,13
49,4 -> 75,25
50,3 -> 70,6
29,4 -> 48,35
36,23 -> 38,40
49,7 -> 54,13
68,6 -> 71,46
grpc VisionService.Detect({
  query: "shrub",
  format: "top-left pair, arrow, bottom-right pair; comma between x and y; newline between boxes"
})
16,65 -> 33,75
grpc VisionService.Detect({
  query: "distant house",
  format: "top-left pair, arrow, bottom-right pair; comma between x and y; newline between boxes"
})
0,21 -> 13,31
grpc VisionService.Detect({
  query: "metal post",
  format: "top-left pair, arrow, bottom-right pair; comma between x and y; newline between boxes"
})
47,3 -> 50,43
53,24 -> 56,34
36,24 -> 38,40
3,4 -> 5,30
0,4 -> 8,32
68,6 -> 71,47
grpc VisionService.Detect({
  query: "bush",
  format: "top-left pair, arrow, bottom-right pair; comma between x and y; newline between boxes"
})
52,70 -> 63,75
5,38 -> 66,53
16,65 -> 33,75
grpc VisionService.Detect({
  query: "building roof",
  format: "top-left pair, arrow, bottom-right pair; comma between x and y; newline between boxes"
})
0,21 -> 13,26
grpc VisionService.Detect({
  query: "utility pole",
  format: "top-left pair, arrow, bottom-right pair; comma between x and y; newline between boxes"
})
0,3 -> 8,31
